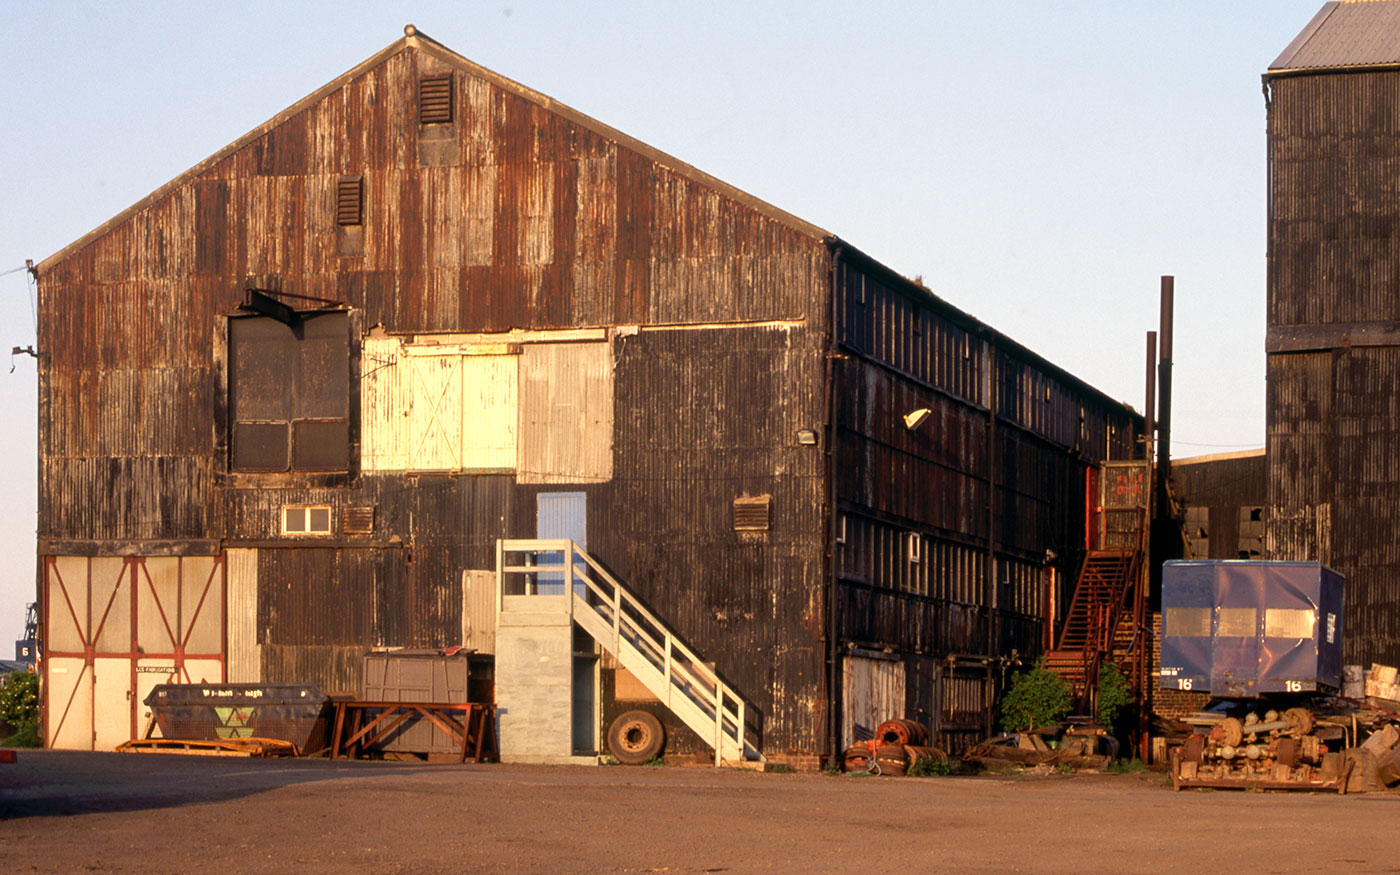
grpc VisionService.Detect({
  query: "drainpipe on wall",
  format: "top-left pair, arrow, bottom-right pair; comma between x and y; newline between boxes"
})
825,243 -> 843,766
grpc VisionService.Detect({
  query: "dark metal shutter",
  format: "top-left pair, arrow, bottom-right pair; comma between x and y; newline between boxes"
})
233,422 -> 290,471
344,506 -> 375,536
291,420 -> 350,471
336,175 -> 362,226
418,75 -> 453,124
732,496 -> 771,532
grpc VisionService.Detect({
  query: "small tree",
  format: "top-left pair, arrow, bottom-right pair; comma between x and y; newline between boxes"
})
999,658 -> 1072,733
1096,662 -> 1133,731
0,669 -> 39,746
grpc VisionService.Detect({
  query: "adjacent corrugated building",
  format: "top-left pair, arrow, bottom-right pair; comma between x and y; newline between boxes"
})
36,27 -> 1141,761
1266,0 -> 1400,665
1172,450 -> 1266,562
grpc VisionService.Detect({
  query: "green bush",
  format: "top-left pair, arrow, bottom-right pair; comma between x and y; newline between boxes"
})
1,720 -> 39,748
1106,758 -> 1148,774
906,755 -> 956,777
1096,662 -> 1134,730
0,670 -> 39,748
998,658 -> 1071,733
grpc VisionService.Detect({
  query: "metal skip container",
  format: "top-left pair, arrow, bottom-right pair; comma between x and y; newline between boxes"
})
1160,560 -> 1345,697
143,683 -> 334,754
360,649 -> 473,755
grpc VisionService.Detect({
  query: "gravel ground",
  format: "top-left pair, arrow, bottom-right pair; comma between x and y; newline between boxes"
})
3,750 -> 1400,873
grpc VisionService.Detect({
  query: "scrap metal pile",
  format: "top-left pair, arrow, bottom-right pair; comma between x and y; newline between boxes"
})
1166,663 -> 1400,794
966,722 -> 1117,772
1171,706 -> 1348,792
841,719 -> 949,776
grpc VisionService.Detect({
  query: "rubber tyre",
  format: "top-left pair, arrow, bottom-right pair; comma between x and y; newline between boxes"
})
607,710 -> 665,764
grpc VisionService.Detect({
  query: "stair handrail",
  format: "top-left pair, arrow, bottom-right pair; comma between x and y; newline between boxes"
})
498,539 -> 759,764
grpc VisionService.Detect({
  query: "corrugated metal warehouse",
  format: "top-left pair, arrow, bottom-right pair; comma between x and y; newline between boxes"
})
1266,0 -> 1400,667
1172,450 -> 1266,562
35,27 -> 1142,763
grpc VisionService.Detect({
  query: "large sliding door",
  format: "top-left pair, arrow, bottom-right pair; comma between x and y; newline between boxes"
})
43,555 -> 225,750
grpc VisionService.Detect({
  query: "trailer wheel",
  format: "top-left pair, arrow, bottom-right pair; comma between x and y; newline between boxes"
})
607,710 -> 665,764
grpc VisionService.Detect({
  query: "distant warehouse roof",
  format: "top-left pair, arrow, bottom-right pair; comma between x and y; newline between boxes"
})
1271,0 -> 1400,72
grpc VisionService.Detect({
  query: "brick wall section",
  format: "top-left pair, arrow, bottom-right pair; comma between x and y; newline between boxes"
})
1150,613 -> 1210,721
763,753 -> 824,772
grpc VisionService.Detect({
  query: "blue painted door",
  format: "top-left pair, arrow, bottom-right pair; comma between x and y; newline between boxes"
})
536,492 -> 586,596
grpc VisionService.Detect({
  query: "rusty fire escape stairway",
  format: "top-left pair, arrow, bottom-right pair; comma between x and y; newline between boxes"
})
1043,550 -> 1144,710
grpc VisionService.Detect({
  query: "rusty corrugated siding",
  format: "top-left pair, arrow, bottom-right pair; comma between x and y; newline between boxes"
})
832,255 -> 1141,674
37,29 -> 1142,756
1171,452 -> 1267,560
37,31 -> 830,747
1266,65 -> 1400,665
591,323 -> 828,752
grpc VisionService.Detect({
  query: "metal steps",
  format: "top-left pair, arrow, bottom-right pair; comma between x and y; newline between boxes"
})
497,540 -> 763,767
1047,550 -> 1143,702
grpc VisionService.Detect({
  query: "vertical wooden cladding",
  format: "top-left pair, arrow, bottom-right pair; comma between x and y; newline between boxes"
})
836,260 -> 982,405
38,36 -> 827,540
1268,345 -> 1400,662
834,259 -> 1134,459
1269,73 -> 1400,328
832,257 -> 1138,660
835,358 -> 987,538
1172,453 -> 1267,560
600,324 -> 826,751
1267,68 -> 1400,665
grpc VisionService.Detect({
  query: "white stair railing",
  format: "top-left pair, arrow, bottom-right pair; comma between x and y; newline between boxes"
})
497,539 -> 762,766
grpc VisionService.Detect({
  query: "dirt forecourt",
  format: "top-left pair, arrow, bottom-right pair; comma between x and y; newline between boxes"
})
3,750 -> 1400,873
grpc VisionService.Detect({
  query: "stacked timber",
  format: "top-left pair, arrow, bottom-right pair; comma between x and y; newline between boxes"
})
1365,664 -> 1400,702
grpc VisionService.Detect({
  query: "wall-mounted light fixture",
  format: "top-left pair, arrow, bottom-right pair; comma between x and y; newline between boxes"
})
903,408 -> 931,431
796,429 -> 818,446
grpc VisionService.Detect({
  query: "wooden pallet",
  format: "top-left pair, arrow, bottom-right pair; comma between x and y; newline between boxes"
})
115,737 -> 300,757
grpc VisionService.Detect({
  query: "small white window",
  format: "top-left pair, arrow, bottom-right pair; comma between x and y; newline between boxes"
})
907,532 -> 922,564
282,505 -> 332,536
836,514 -> 848,545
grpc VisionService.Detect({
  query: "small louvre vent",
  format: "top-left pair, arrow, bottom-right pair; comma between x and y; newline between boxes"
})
336,175 -> 362,226
344,505 -> 375,536
733,495 -> 771,532
419,75 -> 454,124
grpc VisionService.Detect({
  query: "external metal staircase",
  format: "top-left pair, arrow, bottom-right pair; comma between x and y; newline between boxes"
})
497,539 -> 764,767
1044,550 -> 1144,708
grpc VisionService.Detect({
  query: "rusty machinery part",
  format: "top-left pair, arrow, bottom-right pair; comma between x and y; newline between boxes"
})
876,719 -> 929,747
874,744 -> 909,776
606,710 -> 665,765
1285,707 -> 1314,736
1174,706 -> 1346,792
1211,717 -> 1244,748
842,741 -> 876,773
902,745 -> 949,767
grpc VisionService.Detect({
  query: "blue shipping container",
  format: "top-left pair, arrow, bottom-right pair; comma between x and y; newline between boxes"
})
1159,560 -> 1344,697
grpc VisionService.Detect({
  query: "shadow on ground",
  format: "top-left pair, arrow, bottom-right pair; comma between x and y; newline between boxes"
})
0,748 -> 461,819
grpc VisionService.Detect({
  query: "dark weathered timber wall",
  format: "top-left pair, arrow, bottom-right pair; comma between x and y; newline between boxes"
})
1171,453 -> 1266,561
37,40 -> 830,752
830,254 -> 1141,723
1267,71 -> 1400,664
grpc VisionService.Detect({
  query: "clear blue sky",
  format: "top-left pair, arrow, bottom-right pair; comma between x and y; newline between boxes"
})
0,1 -> 1326,641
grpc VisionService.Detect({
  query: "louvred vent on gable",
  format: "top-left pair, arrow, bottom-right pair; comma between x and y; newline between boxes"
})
733,496 -> 771,532
336,175 -> 363,226
419,75 -> 454,124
